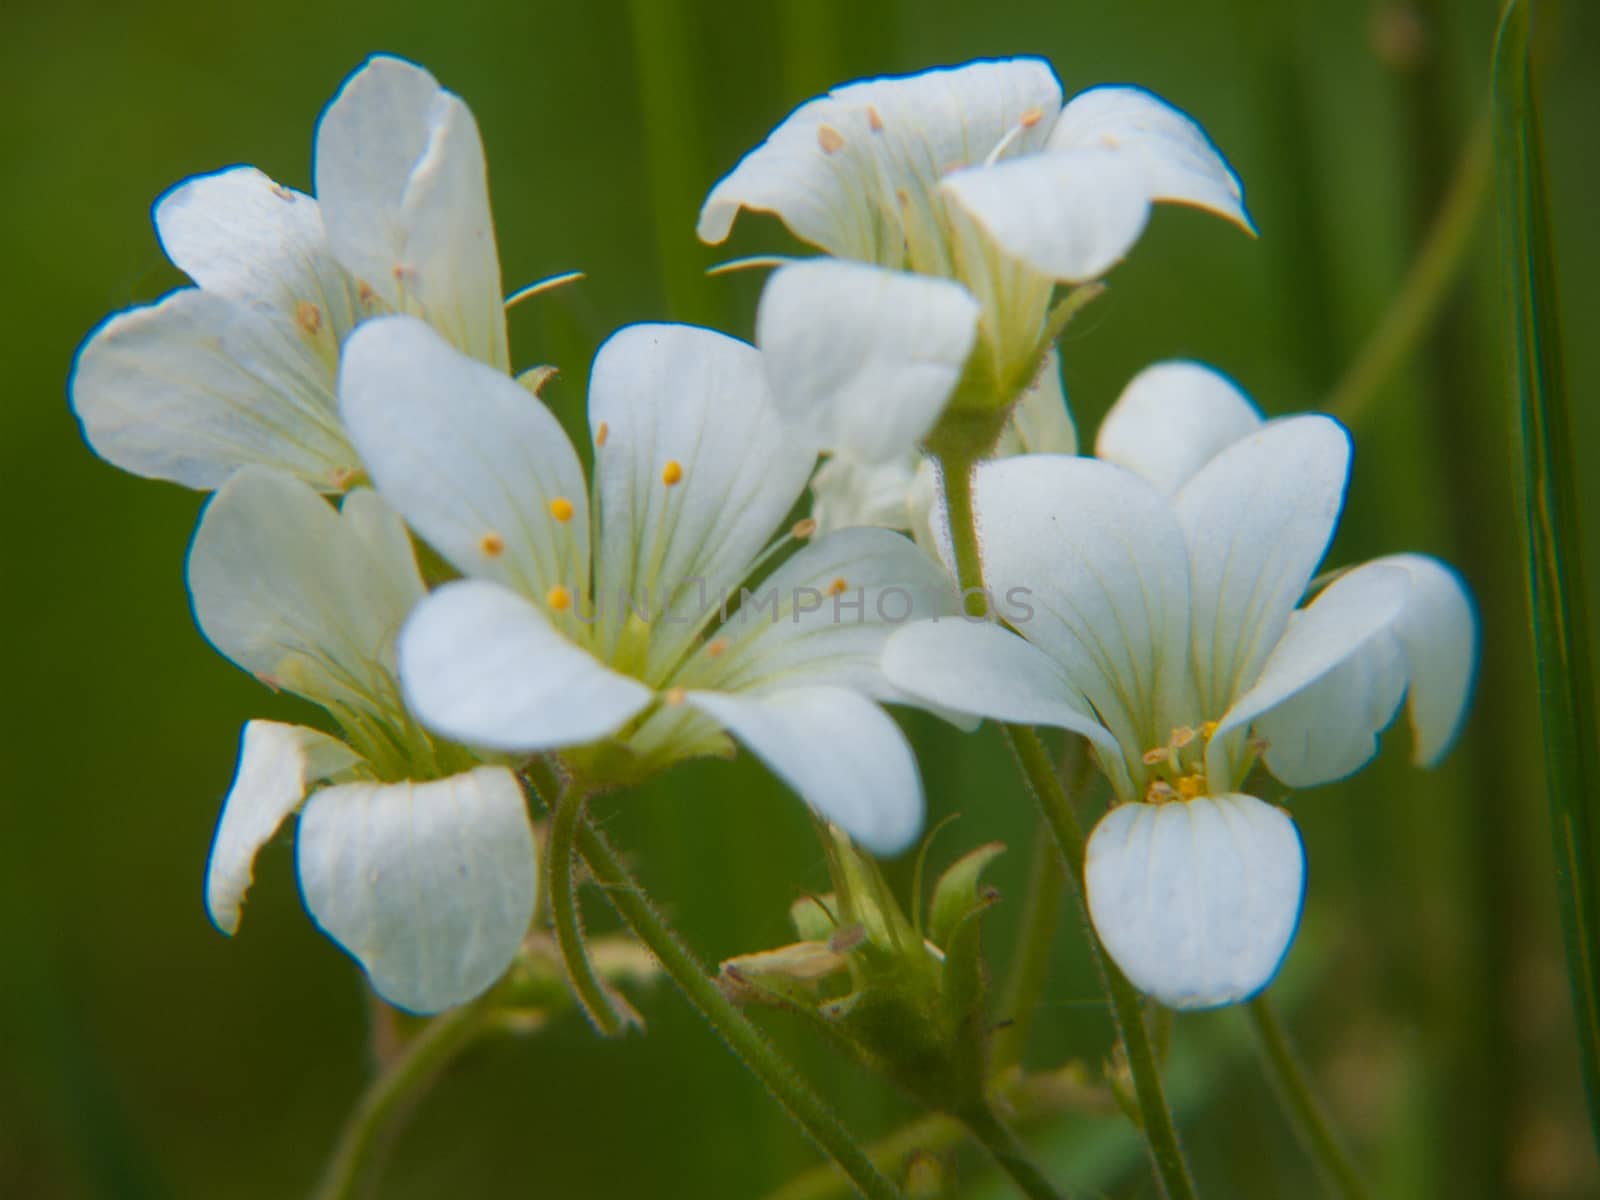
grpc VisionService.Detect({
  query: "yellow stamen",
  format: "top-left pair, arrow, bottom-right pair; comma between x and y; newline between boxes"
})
792,517 -> 818,539
1141,746 -> 1169,766
1176,774 -> 1206,800
665,686 -> 687,706
817,124 -> 845,154
867,106 -> 884,132
480,531 -> 506,558
595,421 -> 610,448
1146,780 -> 1179,804
1019,106 -> 1043,128
549,497 -> 574,523
546,585 -> 573,612
827,577 -> 848,596
706,638 -> 729,658
357,280 -> 379,307
1199,720 -> 1220,740
661,460 -> 684,487
294,300 -> 323,336
392,263 -> 415,282
1170,725 -> 1197,749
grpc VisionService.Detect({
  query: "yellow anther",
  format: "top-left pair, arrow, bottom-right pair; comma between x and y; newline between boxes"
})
1146,780 -> 1179,804
827,577 -> 848,596
357,280 -> 380,307
1142,746 -> 1170,766
1199,720 -> 1220,740
294,300 -> 323,336
1177,774 -> 1206,800
549,496 -> 574,523
480,531 -> 506,558
546,585 -> 573,612
1170,725 -> 1197,749
661,459 -> 684,487
1019,106 -> 1043,128
867,105 -> 884,132
595,421 -> 610,448
791,517 -> 818,540
706,638 -> 729,659
392,263 -> 415,282
817,124 -> 845,154
665,686 -> 687,706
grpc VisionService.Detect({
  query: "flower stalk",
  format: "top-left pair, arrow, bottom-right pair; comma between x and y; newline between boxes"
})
548,783 -> 634,1037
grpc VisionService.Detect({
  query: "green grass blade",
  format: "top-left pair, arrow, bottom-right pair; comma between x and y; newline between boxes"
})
1493,0 -> 1600,1153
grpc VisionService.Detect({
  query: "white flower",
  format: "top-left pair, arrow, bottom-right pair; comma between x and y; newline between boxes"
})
883,380 -> 1477,1008
339,316 -> 958,855
70,55 -> 510,492
192,467 -> 535,1014
699,58 -> 1253,462
809,347 -> 1077,543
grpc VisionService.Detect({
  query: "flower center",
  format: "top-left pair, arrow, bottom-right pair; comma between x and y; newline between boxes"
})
1140,721 -> 1220,804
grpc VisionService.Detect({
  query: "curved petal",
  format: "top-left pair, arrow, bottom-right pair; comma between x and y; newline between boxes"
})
70,288 -> 355,491
685,686 -> 923,857
1094,360 -> 1263,494
1084,794 -> 1304,1010
339,316 -> 588,599
882,619 -> 1132,798
1008,348 -> 1077,455
1175,415 -> 1351,717
205,721 -> 361,935
967,454 -> 1191,769
1211,562 -> 1409,787
187,468 -> 424,711
587,323 -> 817,678
297,766 -> 537,1014
809,453 -> 924,536
756,260 -> 980,462
941,148 -> 1152,282
155,166 -> 364,338
315,56 -> 507,370
1047,86 -> 1253,234
398,580 -> 653,752
679,527 -> 958,701
699,58 -> 1063,262
1375,554 -> 1479,766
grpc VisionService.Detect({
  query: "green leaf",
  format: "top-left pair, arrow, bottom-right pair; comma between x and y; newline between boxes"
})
1494,0 -> 1600,1154
928,842 -> 1006,950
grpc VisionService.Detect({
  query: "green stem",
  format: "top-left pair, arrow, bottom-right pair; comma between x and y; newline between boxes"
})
1246,996 -> 1370,1200
548,784 -> 630,1037
957,1101 -> 1065,1200
934,448 -> 1198,1199
1006,725 -> 1198,1200
311,1002 -> 492,1200
569,807 -> 905,1200
991,824 -> 1067,1075
1323,111 -> 1491,427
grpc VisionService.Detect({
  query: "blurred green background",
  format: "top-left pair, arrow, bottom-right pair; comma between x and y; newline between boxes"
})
4,0 -> 1598,1195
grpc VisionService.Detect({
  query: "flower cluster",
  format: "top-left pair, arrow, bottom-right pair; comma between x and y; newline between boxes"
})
70,53 -> 1476,1028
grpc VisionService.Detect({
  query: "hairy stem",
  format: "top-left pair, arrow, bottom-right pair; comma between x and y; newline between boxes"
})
958,1100 -> 1065,1200
991,824 -> 1067,1074
1247,996 -> 1370,1200
311,1001 -> 492,1200
548,783 -> 631,1036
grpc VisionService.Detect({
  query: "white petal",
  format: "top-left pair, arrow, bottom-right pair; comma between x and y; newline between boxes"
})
968,454 -> 1191,767
882,620 -> 1132,798
339,316 -> 588,598
1048,86 -> 1253,234
686,686 -> 923,856
398,580 -> 653,752
1094,361 -> 1263,494
941,148 -> 1153,282
1374,554 -> 1479,766
699,58 -> 1063,260
1212,562 -> 1410,785
297,766 -> 537,1013
1008,348 -> 1077,455
1085,794 -> 1304,1009
315,56 -> 507,370
587,323 -> 817,678
187,468 -> 424,710
70,288 -> 355,491
155,166 -> 363,336
809,453 -> 924,536
1175,415 -> 1351,716
205,721 -> 361,935
756,260 -> 980,462
1256,627 -> 1408,789
680,527 -> 958,701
